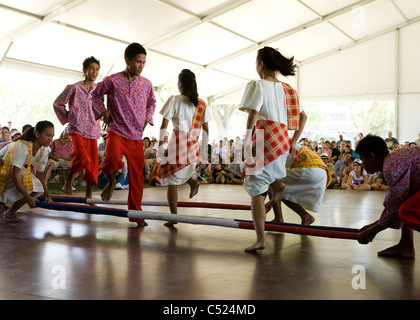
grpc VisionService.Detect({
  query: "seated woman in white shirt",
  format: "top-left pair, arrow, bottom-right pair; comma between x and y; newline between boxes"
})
344,158 -> 371,191
0,121 -> 54,221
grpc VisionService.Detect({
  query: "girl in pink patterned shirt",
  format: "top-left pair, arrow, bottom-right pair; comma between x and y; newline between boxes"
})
356,135 -> 420,258
53,56 -> 101,199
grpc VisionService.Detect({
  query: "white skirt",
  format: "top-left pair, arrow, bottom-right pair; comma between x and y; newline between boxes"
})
243,152 -> 289,197
281,167 -> 327,212
0,172 -> 44,204
161,163 -> 196,186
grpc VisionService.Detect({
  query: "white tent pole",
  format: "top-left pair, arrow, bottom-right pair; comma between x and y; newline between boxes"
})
394,28 -> 400,139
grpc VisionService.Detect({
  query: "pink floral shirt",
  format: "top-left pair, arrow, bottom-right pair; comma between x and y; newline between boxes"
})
53,81 -> 101,139
49,138 -> 73,161
380,146 -> 420,229
91,72 -> 156,140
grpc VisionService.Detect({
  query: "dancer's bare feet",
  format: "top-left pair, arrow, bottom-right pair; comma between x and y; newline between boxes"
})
302,215 -> 315,226
85,184 -> 93,199
244,241 -> 266,252
136,221 -> 148,227
164,221 -> 178,227
4,210 -> 24,222
188,179 -> 200,199
265,180 -> 285,213
63,179 -> 73,195
378,244 -> 415,259
101,175 -> 117,202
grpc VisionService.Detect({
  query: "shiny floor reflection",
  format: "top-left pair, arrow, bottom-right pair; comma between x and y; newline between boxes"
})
0,185 -> 419,300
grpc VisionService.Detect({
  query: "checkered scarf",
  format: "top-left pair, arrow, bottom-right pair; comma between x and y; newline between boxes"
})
0,140 -> 33,195
159,99 -> 206,178
290,146 -> 332,188
282,82 -> 300,131
243,120 -> 292,176
242,82 -> 300,176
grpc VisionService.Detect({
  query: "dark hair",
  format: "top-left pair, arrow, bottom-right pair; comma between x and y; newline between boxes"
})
143,137 -> 151,146
178,69 -> 199,107
257,46 -> 296,77
125,43 -> 147,60
83,56 -> 100,70
355,134 -> 389,158
22,124 -> 33,134
18,121 -> 54,142
1,126 -> 9,131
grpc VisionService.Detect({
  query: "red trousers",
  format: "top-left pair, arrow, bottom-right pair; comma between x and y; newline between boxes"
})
399,190 -> 420,230
101,132 -> 144,223
69,134 -> 99,185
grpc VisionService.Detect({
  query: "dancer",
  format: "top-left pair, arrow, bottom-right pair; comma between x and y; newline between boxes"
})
0,121 -> 54,221
158,69 -> 210,226
356,135 -> 420,258
53,56 -> 101,198
269,144 -> 331,226
239,46 -> 306,252
92,43 -> 156,226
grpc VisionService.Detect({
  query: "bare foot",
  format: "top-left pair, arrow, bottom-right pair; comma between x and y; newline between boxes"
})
101,181 -> 116,202
378,244 -> 415,259
302,215 -> 315,226
4,210 -> 24,222
164,221 -> 178,227
189,180 -> 200,199
64,180 -> 73,195
136,221 -> 148,227
85,184 -> 93,199
244,241 -> 266,252
265,180 -> 285,213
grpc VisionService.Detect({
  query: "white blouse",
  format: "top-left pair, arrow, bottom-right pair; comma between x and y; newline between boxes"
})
8,141 -> 49,173
160,95 -> 212,133
239,80 -> 288,124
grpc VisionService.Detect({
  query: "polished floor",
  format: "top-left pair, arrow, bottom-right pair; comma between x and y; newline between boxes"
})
0,184 -> 419,300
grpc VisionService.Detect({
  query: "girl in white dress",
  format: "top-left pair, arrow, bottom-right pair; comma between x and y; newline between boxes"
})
239,47 -> 306,252
158,69 -> 211,226
0,121 -> 54,221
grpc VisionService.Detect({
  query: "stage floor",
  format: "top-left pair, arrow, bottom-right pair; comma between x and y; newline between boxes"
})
0,184 -> 419,300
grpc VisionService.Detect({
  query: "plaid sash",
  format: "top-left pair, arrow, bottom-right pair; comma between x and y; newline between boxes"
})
159,99 -> 206,178
290,146 -> 332,188
0,140 -> 33,195
282,82 -> 300,131
243,120 -> 291,176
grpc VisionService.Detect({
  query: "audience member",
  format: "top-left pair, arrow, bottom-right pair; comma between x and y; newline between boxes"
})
321,154 -> 337,188
369,172 -> 389,191
415,133 -> 420,146
44,129 -> 74,183
344,158 -> 370,191
1,126 -> 10,143
384,131 -> 399,151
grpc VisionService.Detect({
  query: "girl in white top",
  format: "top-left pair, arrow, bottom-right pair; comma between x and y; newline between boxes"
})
0,121 -> 54,221
347,159 -> 370,191
158,69 -> 211,226
239,47 -> 306,252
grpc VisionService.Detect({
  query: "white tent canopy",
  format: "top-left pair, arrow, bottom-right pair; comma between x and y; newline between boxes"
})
0,0 -> 419,141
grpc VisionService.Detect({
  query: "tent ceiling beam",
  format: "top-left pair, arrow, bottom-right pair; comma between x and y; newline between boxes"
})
150,0 -> 257,46
0,0 -> 90,47
300,14 -> 420,67
204,0 -> 376,70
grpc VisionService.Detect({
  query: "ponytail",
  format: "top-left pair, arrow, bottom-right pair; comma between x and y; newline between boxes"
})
18,120 -> 54,142
178,69 -> 199,107
257,46 -> 297,77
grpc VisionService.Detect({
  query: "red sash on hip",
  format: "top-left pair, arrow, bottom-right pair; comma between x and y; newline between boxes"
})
159,99 -> 206,178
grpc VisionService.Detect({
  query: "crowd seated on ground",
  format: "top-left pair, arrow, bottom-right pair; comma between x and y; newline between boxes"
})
2,118 -> 417,194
